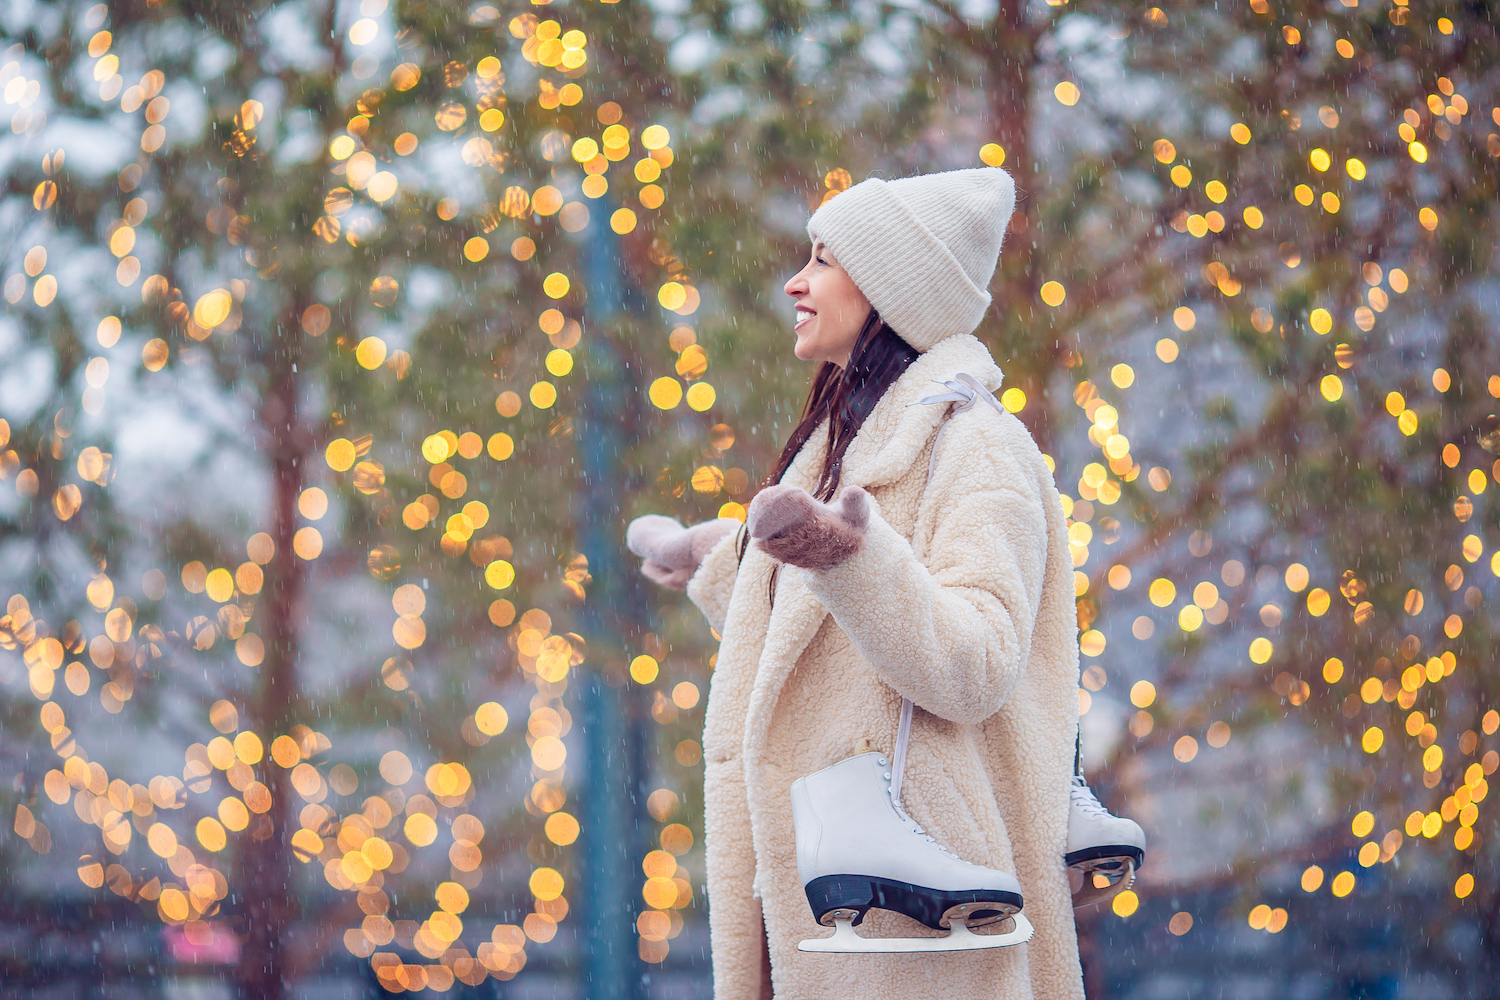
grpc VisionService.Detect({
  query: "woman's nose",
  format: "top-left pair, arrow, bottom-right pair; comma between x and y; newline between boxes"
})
784,269 -> 806,298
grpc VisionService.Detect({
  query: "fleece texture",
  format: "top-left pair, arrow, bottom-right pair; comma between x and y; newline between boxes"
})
806,168 -> 1016,353
685,333 -> 1084,1000
746,485 -> 870,570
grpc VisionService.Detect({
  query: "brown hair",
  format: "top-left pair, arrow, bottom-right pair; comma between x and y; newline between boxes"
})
768,309 -> 920,500
746,310 -> 919,601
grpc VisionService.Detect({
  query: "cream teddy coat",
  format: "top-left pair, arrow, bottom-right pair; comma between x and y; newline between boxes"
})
684,333 -> 1085,1000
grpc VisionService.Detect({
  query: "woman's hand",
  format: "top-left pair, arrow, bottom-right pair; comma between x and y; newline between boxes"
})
746,485 -> 869,569
626,515 -> 740,591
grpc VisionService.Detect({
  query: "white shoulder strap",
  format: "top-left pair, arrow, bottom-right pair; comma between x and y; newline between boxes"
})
889,372 -> 1003,806
913,372 -> 1007,482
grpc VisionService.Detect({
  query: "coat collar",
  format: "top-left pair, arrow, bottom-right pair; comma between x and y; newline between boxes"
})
841,334 -> 1004,490
739,334 -> 1004,779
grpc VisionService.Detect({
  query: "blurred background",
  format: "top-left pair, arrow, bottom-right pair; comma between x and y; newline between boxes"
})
1,0 -> 1497,996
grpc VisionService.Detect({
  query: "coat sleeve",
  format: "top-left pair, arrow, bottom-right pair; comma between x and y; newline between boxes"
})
686,525 -> 745,634
800,421 -> 1052,726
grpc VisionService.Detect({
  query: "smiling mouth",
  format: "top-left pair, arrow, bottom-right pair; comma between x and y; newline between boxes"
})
795,308 -> 816,330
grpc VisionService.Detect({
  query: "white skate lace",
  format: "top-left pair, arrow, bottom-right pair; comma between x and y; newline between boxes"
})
1070,775 -> 1113,818
881,758 -> 961,860
890,793 -> 960,857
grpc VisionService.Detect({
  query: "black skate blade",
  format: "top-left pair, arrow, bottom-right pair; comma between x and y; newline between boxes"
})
804,874 -> 1022,931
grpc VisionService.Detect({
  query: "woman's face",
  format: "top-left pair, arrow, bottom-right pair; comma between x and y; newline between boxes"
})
784,239 -> 870,368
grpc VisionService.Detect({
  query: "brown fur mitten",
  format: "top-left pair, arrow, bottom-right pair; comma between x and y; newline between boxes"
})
746,485 -> 870,570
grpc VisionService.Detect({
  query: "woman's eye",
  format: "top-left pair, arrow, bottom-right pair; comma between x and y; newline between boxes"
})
815,256 -> 828,265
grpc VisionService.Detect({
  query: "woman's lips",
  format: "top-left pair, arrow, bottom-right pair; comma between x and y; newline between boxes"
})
794,308 -> 816,330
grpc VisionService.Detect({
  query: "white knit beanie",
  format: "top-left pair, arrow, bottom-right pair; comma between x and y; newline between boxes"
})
806,167 -> 1016,353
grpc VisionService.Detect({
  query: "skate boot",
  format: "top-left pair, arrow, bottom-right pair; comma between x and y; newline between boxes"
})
1065,774 -> 1145,908
790,752 -> 1033,953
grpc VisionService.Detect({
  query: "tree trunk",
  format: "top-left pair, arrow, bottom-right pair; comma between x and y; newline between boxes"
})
983,0 -> 1060,451
986,0 -> 1032,251
237,305 -> 307,1000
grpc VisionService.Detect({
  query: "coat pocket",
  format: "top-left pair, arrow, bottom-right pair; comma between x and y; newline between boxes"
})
703,723 -> 739,765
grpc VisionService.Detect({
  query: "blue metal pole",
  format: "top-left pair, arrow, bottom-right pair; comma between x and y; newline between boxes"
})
574,192 -> 651,1000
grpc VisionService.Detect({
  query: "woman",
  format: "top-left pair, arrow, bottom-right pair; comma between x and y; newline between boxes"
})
627,167 -> 1084,1000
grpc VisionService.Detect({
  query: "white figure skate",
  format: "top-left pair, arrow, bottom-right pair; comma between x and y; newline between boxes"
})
791,749 -> 1033,953
1066,774 -> 1145,908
